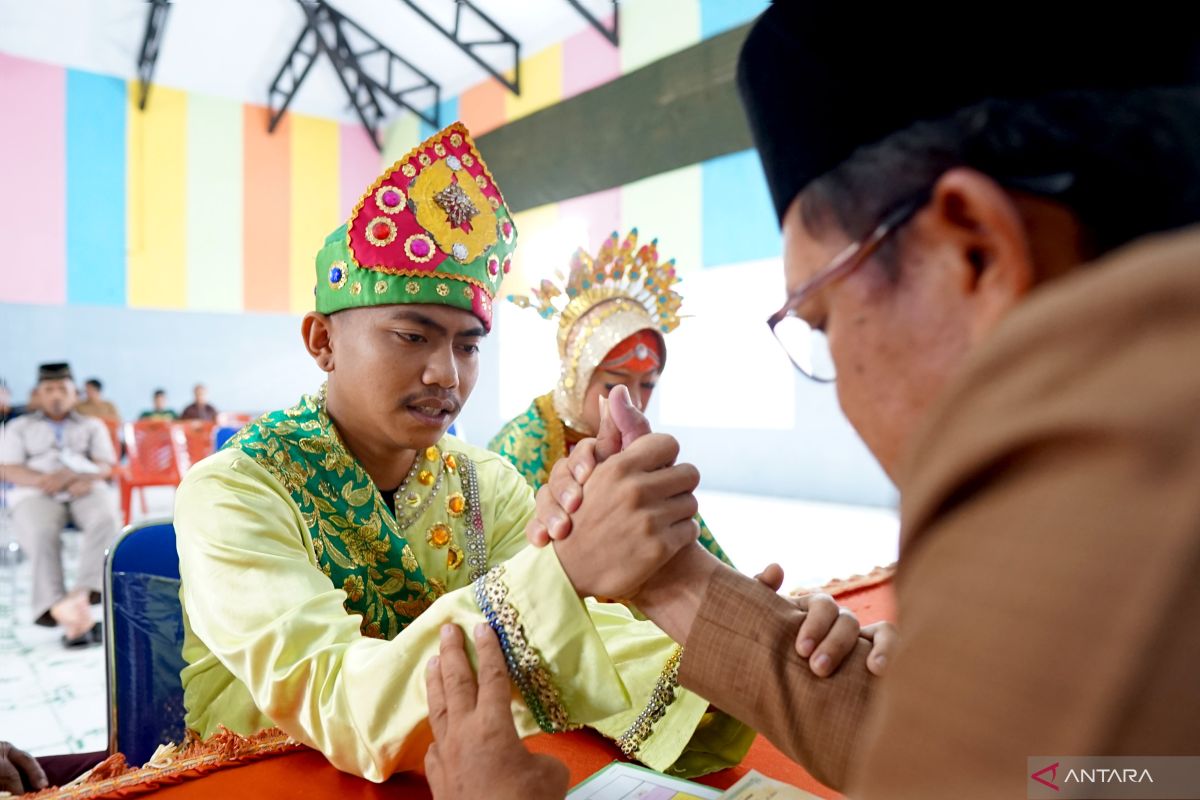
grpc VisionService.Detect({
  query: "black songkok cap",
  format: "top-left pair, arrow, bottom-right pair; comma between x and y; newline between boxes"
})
737,4 -> 1200,223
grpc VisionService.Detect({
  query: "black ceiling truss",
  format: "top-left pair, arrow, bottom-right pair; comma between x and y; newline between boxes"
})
562,0 -> 618,47
136,0 -> 172,110
268,1 -> 442,152
397,0 -> 521,95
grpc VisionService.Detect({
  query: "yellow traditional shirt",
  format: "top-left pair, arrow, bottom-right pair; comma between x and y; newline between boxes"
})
175,392 -> 751,782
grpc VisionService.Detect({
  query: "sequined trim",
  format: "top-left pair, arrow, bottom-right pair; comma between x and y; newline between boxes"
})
457,454 -> 488,581
392,448 -> 444,531
475,565 -> 569,733
615,646 -> 683,757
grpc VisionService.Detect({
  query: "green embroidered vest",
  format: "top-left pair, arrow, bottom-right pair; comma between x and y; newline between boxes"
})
228,390 -> 486,640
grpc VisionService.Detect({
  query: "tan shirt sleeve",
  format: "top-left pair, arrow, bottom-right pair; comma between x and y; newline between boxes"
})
853,232 -> 1200,799
679,566 -> 875,791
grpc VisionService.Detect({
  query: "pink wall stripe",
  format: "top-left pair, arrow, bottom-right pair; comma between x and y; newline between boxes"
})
559,187 -> 622,253
562,17 -> 621,101
0,54 -> 66,304
339,123 -> 381,220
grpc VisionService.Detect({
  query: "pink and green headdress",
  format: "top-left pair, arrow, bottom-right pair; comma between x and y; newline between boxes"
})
314,121 -> 518,331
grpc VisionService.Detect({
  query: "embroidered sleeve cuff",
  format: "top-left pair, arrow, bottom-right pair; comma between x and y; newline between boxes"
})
474,544 -> 627,730
595,647 -> 751,776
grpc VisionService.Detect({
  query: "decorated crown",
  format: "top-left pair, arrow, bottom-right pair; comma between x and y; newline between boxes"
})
314,121 -> 517,330
507,229 -> 683,357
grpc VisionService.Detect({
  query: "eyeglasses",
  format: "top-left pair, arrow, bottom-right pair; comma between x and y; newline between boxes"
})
766,190 -> 931,382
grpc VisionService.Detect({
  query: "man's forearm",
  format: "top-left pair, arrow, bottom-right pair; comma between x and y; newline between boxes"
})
638,545 -> 875,791
631,543 -> 722,643
0,464 -> 49,487
82,462 -> 113,481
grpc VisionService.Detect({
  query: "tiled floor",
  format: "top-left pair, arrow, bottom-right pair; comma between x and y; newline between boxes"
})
0,486 -> 898,759
1,524 -> 108,757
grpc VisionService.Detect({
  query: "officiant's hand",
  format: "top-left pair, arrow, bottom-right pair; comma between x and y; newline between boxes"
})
425,624 -> 568,800
553,431 -> 701,600
754,564 -> 899,677
527,385 -> 651,546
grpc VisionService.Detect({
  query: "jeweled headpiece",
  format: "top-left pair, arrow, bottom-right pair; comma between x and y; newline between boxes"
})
508,229 -> 683,432
314,122 -> 516,330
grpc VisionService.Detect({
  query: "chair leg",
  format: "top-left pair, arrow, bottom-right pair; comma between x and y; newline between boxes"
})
122,484 -> 133,526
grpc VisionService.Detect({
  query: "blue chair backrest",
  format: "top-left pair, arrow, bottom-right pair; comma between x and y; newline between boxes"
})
104,520 -> 186,767
213,426 -> 239,452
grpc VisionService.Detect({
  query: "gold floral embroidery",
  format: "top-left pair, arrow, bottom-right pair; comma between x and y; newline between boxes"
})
228,389 -> 437,640
400,545 -> 419,573
342,574 -> 365,602
341,522 -> 391,566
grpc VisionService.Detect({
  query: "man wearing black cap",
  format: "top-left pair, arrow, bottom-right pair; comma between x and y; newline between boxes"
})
0,362 -> 118,646
429,7 -> 1200,799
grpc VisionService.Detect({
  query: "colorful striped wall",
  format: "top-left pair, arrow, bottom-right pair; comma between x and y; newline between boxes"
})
378,0 -> 775,298
0,52 -> 381,315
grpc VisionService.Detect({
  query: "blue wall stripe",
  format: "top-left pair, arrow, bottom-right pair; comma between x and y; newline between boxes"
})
701,149 -> 782,268
420,96 -> 461,140
699,0 -> 769,40
66,69 -> 126,306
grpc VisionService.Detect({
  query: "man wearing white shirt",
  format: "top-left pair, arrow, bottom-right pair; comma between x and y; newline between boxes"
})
0,362 -> 118,645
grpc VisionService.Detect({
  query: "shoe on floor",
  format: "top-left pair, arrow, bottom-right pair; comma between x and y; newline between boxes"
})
63,622 -> 102,649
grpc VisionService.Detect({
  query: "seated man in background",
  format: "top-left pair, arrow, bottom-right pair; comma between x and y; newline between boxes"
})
0,362 -> 118,646
139,388 -> 177,420
76,377 -> 121,424
180,383 -> 218,422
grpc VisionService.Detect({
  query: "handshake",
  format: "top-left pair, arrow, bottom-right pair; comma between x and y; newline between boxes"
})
523,385 -> 896,677
524,385 -> 702,604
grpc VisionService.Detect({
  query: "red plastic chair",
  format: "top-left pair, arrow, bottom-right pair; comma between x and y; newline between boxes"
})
175,420 -> 216,470
101,418 -> 123,460
215,411 -> 253,429
119,421 -> 188,525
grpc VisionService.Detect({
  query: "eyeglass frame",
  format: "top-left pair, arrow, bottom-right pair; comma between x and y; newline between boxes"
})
766,172 -> 1078,382
765,189 -> 932,382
